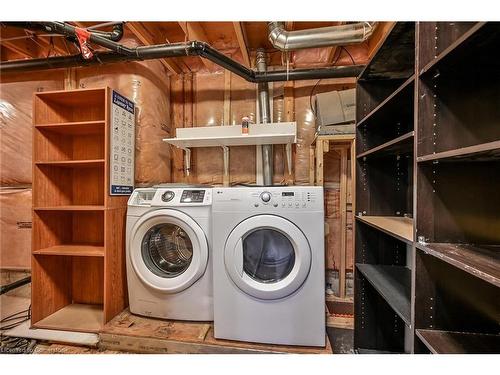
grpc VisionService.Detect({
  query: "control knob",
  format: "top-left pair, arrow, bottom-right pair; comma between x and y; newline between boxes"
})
161,191 -> 175,202
260,191 -> 271,203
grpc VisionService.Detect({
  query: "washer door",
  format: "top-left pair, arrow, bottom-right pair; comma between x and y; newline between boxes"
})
224,215 -> 311,300
130,209 -> 208,293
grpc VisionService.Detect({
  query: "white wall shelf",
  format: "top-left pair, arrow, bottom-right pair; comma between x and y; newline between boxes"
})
163,123 -> 297,185
163,123 -> 296,148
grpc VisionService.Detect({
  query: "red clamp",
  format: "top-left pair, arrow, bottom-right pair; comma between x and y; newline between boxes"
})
75,27 -> 93,59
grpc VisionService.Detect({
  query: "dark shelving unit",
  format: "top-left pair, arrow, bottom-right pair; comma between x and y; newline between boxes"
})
415,21 -> 499,353
356,264 -> 411,325
415,330 -> 500,354
355,22 -> 500,354
357,131 -> 414,160
355,22 -> 416,354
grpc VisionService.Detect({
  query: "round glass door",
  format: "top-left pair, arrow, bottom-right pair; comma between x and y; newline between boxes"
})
141,223 -> 193,278
130,209 -> 208,293
224,215 -> 311,300
243,229 -> 295,283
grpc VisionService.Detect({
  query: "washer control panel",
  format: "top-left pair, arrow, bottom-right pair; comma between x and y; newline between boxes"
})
131,187 -> 212,207
180,190 -> 206,203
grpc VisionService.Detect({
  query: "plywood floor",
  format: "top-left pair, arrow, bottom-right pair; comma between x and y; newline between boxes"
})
100,309 -> 333,354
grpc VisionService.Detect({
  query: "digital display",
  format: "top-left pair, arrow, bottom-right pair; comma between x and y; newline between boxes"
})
282,192 -> 295,197
180,190 -> 205,203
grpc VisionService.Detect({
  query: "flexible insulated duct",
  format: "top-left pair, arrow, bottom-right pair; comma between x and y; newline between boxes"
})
268,21 -> 377,51
0,23 -> 364,83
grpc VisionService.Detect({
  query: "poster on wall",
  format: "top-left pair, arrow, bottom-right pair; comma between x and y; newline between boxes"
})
110,90 -> 135,195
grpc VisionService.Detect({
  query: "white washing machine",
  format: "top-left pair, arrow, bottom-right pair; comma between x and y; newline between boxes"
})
212,186 -> 325,346
126,185 -> 213,321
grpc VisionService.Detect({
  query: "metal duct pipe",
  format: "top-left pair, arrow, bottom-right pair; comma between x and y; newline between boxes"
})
268,21 -> 377,51
256,49 -> 273,186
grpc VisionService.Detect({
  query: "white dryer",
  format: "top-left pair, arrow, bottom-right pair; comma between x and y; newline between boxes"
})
126,185 -> 213,321
212,186 -> 325,346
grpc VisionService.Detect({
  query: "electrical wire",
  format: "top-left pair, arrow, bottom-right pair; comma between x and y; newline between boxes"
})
309,46 -> 350,118
0,305 -> 31,331
341,46 -> 356,65
0,305 -> 35,354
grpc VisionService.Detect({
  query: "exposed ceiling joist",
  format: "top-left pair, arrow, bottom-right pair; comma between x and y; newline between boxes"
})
177,22 -> 213,71
34,35 -> 69,57
0,28 -> 41,58
127,22 -> 182,75
232,22 -> 250,68
1,40 -> 34,58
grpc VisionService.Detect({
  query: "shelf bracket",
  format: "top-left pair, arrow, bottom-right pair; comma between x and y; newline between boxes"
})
221,145 -> 230,186
286,143 -> 293,176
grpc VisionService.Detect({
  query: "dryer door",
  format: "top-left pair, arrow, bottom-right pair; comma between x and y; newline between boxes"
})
130,209 -> 208,293
224,215 -> 311,300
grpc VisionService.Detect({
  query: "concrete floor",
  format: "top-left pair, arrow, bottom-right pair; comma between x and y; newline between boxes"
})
327,327 -> 354,354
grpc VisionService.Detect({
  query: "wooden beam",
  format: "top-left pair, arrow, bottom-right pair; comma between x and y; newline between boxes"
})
0,28 -> 41,58
1,41 -> 34,58
127,22 -> 182,75
339,147 -> 348,298
34,35 -> 69,56
64,68 -> 77,90
368,22 -> 396,59
232,22 -> 250,68
315,140 -> 324,185
177,22 -> 213,71
223,69 -> 231,125
309,146 -> 315,186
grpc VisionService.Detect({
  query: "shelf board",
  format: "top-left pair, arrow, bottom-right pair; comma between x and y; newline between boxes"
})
416,329 -> 500,354
33,303 -> 103,333
416,243 -> 500,288
164,122 -> 296,148
356,216 -> 414,243
33,244 -> 105,257
357,131 -> 414,159
34,205 -> 105,211
35,159 -> 105,168
417,140 -> 500,162
35,88 -> 106,106
359,22 -> 415,81
419,22 -> 487,76
356,264 -> 411,326
357,75 -> 415,127
35,120 -> 105,135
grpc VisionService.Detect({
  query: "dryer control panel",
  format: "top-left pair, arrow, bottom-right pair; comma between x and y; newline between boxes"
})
213,186 -> 323,212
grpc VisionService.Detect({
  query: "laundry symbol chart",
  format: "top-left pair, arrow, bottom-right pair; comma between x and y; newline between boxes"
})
110,90 -> 135,195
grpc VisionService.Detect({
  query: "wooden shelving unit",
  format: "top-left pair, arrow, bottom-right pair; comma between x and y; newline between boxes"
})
31,87 -> 128,333
355,22 -> 500,354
